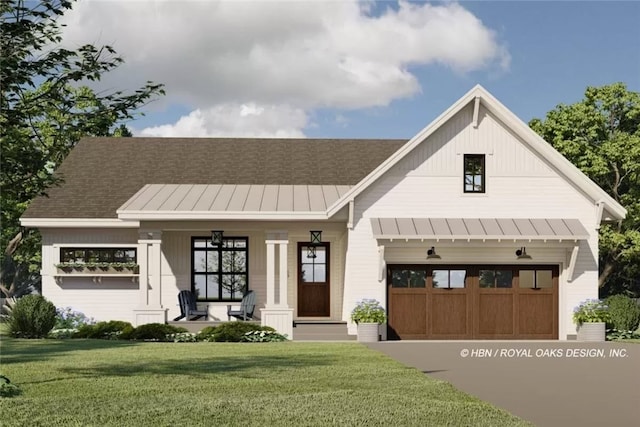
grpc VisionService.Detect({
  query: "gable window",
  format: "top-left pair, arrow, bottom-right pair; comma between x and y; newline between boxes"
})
192,237 -> 248,301
464,154 -> 485,193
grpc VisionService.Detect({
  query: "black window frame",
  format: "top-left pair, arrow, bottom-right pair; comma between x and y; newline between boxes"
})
191,236 -> 249,302
464,154 -> 486,193
60,247 -> 137,263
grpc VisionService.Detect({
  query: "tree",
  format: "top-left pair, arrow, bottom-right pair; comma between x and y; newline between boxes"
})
0,0 -> 165,297
529,83 -> 640,297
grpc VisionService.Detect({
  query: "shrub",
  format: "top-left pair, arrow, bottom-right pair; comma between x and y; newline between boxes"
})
242,330 -> 288,342
8,295 -> 57,338
55,307 -> 95,329
572,299 -> 610,325
606,329 -> 640,341
0,376 -> 21,398
75,320 -> 134,340
129,323 -> 188,342
351,299 -> 386,324
196,326 -> 218,342
168,332 -> 198,342
48,328 -> 77,339
605,295 -> 640,332
211,322 -> 274,342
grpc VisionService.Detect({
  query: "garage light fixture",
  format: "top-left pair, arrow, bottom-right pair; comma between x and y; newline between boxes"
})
516,247 -> 532,260
427,247 -> 441,260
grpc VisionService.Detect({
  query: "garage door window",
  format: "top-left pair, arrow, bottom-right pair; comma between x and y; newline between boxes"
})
519,269 -> 553,289
433,269 -> 467,288
479,269 -> 513,288
390,268 -> 427,288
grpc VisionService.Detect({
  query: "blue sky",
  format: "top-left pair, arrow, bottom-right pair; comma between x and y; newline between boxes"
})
61,1 -> 639,139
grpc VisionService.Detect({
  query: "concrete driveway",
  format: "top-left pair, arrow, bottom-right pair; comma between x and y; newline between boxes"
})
367,341 -> 639,427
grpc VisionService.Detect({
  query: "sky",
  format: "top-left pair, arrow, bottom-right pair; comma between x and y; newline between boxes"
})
59,0 -> 640,139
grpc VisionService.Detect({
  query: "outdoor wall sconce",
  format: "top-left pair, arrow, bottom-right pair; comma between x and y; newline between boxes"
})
426,247 -> 441,260
211,230 -> 224,246
516,247 -> 532,260
307,230 -> 322,259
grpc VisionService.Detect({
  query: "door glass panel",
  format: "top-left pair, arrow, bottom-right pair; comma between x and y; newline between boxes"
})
301,264 -> 314,282
432,270 -> 449,288
496,270 -> 513,288
314,248 -> 326,263
519,270 -> 534,288
536,270 -> 553,288
479,270 -> 495,288
408,269 -> 426,288
450,270 -> 466,288
313,264 -> 326,282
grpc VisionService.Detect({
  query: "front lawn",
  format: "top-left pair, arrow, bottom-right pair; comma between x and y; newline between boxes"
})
0,339 -> 530,426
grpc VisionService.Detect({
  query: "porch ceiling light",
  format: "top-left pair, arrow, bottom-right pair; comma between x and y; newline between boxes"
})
307,230 -> 322,259
426,247 -> 441,260
516,247 -> 532,260
211,230 -> 224,246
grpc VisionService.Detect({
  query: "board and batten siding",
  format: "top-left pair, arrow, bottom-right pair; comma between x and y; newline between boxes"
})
342,104 -> 600,340
40,229 -> 140,323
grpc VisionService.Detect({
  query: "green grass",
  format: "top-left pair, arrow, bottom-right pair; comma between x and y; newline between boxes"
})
0,339 -> 530,426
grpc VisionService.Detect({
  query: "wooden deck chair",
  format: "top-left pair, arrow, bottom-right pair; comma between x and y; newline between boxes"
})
173,290 -> 208,321
227,290 -> 256,321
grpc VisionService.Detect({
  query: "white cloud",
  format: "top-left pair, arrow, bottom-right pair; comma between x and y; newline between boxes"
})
60,0 -> 510,136
139,103 -> 308,138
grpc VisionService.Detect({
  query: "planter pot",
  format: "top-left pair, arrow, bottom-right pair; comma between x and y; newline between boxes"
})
357,323 -> 380,342
577,322 -> 606,342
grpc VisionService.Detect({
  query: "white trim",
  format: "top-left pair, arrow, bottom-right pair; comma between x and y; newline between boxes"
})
378,245 -> 385,282
117,211 -> 328,221
326,85 -> 626,221
347,200 -> 354,229
20,218 -> 139,228
595,200 -> 605,229
472,96 -> 480,128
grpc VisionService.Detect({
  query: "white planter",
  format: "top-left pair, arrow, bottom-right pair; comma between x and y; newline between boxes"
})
577,322 -> 606,342
357,323 -> 380,342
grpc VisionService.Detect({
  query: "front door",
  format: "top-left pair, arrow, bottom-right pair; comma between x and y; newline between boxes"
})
297,242 -> 330,316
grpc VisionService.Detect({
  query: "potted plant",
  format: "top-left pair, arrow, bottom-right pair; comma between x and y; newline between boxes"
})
351,299 -> 386,342
573,299 -> 610,342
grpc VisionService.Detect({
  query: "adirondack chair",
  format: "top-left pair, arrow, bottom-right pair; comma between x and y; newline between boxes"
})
173,290 -> 208,321
227,290 -> 256,321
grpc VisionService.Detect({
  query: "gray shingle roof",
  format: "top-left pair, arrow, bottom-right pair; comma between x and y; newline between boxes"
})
22,137 -> 406,219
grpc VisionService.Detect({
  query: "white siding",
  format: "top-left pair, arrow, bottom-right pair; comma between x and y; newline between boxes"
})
344,106 -> 599,340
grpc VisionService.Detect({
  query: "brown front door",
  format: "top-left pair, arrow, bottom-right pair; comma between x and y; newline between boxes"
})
297,243 -> 330,317
388,264 -> 558,340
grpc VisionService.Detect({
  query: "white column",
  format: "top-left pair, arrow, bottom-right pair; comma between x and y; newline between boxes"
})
133,230 -> 167,326
278,241 -> 288,306
266,241 -> 275,306
261,232 -> 293,339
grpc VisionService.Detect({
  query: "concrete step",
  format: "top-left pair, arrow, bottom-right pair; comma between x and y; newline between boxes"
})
292,322 -> 355,341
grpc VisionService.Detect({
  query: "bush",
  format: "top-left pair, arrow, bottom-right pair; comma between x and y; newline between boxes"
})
351,299 -> 387,324
209,322 -> 274,342
196,326 -> 218,342
8,295 -> 57,338
606,328 -> 640,341
0,376 -> 21,398
168,332 -> 198,342
129,323 -> 188,342
55,307 -> 95,329
605,295 -> 640,332
572,299 -> 610,325
242,330 -> 288,342
75,320 -> 134,340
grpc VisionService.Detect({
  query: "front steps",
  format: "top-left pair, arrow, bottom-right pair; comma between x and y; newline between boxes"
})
292,321 -> 355,341
168,319 -> 355,341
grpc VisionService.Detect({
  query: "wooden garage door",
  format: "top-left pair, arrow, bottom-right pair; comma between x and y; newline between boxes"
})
387,265 -> 558,340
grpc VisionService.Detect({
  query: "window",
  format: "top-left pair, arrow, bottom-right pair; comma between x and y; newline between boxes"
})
519,269 -> 553,289
390,268 -> 427,288
60,248 -> 137,263
464,154 -> 485,193
432,269 -> 467,289
479,269 -> 513,288
192,237 -> 248,301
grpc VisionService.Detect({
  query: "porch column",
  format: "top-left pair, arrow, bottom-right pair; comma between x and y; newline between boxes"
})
261,232 -> 293,339
133,230 -> 168,326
